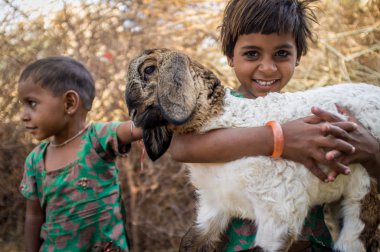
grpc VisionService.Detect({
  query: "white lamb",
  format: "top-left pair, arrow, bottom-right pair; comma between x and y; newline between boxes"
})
125,48 -> 380,252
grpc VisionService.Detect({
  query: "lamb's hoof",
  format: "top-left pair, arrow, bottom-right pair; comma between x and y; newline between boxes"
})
179,243 -> 215,252
179,226 -> 215,252
366,237 -> 379,252
252,247 -> 265,252
180,226 -> 197,252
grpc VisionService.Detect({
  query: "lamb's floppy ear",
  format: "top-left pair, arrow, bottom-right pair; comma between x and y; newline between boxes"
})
157,52 -> 197,125
142,126 -> 173,161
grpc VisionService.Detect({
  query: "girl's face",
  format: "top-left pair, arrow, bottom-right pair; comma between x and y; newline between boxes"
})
228,32 -> 298,98
18,78 -> 67,141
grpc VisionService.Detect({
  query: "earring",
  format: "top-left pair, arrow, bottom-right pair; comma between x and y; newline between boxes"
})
296,60 -> 300,66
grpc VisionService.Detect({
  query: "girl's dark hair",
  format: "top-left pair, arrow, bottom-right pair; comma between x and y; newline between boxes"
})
19,56 -> 96,110
220,0 -> 318,58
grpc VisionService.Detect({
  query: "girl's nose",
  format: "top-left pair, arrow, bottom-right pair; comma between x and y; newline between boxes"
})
21,108 -> 30,122
258,58 -> 277,73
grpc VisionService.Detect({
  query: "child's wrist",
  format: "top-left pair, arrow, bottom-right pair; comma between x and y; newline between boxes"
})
130,121 -> 135,142
265,121 -> 284,158
134,127 -> 143,140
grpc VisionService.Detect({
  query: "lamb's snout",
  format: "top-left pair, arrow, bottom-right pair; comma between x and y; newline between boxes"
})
132,105 -> 167,129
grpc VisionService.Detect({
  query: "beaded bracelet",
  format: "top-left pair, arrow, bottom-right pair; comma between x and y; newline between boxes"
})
265,120 -> 284,158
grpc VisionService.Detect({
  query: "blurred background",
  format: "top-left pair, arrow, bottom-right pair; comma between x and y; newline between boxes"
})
0,0 -> 379,251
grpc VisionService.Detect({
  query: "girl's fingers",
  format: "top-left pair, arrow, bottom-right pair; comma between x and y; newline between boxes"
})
321,136 -> 355,155
316,149 -> 351,176
304,156 -> 350,182
326,150 -> 342,161
303,159 -> 328,182
326,170 -> 338,182
311,106 -> 345,122
307,148 -> 351,181
331,121 -> 357,132
303,115 -> 323,124
321,123 -> 356,140
312,105 -> 360,128
326,160 -> 351,177
335,103 -> 360,124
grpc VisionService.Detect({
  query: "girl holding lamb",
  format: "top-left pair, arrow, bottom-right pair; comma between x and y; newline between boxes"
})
168,0 -> 380,251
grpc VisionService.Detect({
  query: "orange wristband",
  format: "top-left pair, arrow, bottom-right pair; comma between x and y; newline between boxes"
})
266,120 -> 284,158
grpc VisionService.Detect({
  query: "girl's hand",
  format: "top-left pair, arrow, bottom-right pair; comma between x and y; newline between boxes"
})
281,107 -> 357,182
322,105 -> 380,183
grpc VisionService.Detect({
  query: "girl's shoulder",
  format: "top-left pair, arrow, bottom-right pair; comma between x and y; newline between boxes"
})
84,121 -> 129,157
225,87 -> 245,98
26,142 -> 48,163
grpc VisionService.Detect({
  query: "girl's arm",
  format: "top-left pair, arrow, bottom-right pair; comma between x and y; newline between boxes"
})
169,107 -> 357,182
25,199 -> 44,252
116,121 -> 143,144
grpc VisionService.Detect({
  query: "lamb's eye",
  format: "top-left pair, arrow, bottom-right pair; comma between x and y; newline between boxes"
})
144,65 -> 156,75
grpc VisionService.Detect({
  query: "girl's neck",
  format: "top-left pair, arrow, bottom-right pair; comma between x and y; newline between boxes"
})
50,121 -> 89,147
236,86 -> 257,99
50,123 -> 90,148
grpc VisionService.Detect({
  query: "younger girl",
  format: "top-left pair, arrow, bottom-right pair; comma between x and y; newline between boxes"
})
18,56 -> 142,252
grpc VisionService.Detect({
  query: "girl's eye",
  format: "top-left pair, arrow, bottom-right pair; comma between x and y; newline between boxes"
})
275,50 -> 290,58
29,101 -> 37,108
244,51 -> 259,59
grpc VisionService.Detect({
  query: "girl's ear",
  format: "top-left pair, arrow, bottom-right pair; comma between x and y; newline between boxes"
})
227,57 -> 234,67
296,56 -> 301,67
63,90 -> 80,114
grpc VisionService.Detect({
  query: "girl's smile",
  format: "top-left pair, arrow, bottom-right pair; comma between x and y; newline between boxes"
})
251,79 -> 282,95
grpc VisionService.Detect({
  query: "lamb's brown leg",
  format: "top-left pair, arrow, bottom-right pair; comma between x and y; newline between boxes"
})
359,180 -> 380,252
180,225 -> 218,252
366,229 -> 379,252
179,225 -> 199,252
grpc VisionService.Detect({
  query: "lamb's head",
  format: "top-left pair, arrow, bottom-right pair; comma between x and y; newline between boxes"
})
125,48 -> 225,161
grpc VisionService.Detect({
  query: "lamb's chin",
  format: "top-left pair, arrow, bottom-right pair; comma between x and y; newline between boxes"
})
135,108 -> 167,129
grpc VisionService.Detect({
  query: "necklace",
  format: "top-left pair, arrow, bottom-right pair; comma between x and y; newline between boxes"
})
50,124 -> 90,148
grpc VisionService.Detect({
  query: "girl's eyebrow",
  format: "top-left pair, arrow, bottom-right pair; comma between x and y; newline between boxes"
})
241,45 -> 261,50
274,43 -> 295,50
241,43 -> 295,50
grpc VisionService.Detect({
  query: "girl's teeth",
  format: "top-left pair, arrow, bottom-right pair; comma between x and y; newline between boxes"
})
256,80 -> 276,86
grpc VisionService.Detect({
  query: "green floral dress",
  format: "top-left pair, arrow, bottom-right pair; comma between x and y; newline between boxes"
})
20,122 -> 131,252
223,90 -> 334,251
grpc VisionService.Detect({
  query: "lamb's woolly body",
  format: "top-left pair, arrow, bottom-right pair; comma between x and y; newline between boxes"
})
125,49 -> 380,252
186,83 -> 380,251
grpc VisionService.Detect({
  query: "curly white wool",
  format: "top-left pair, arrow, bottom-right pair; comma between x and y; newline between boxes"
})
187,83 -> 380,252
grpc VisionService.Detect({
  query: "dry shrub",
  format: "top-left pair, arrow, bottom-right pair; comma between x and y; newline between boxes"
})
0,124 -> 34,251
287,0 -> 380,91
118,145 -> 196,252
